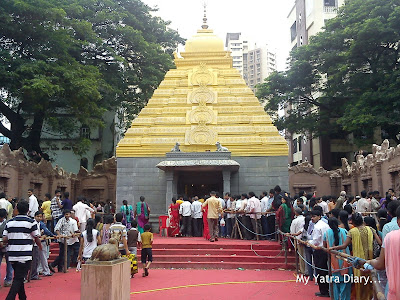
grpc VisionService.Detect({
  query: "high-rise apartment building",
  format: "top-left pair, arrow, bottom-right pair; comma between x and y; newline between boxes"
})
287,0 -> 360,170
245,45 -> 277,91
226,33 -> 277,91
225,33 -> 248,76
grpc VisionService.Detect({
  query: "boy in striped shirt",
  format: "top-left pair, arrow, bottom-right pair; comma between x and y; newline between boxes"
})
2,200 -> 41,300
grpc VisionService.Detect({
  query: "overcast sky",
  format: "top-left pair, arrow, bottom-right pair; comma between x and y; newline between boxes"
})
142,0 -> 295,71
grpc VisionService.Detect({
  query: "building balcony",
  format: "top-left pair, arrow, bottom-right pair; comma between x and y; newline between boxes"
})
324,6 -> 337,13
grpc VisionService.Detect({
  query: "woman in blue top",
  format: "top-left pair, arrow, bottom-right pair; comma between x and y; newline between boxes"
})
323,217 -> 352,300
120,200 -> 134,228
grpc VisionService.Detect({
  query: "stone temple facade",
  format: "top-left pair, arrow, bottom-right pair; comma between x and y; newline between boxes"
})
116,20 -> 288,215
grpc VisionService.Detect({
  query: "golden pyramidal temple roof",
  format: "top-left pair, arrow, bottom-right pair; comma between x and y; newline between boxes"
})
116,19 -> 288,157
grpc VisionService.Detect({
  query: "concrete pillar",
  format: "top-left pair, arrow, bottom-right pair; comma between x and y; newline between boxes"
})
222,170 -> 231,195
173,172 -> 178,198
166,170 -> 174,213
81,258 -> 130,300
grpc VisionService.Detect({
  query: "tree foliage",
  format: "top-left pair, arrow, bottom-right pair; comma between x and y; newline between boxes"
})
257,0 -> 400,145
0,0 -> 184,157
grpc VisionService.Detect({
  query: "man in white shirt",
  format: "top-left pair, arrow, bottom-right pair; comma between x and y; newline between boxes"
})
264,189 -> 276,240
356,190 -> 371,213
246,192 -> 261,240
27,189 -> 39,218
231,196 -> 242,239
239,194 -> 252,240
370,190 -> 381,212
317,196 -> 329,215
191,196 -> 203,237
179,198 -> 192,237
310,209 -> 330,297
290,207 -> 306,274
224,193 -> 234,238
217,194 -> 227,238
73,196 -> 94,232
260,191 -> 269,239
0,192 -> 13,220
50,209 -> 79,272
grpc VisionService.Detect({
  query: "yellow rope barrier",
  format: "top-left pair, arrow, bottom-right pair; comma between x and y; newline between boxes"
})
130,279 -> 297,295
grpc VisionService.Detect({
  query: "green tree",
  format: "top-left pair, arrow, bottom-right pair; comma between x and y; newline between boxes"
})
0,0 -> 184,158
257,0 -> 400,145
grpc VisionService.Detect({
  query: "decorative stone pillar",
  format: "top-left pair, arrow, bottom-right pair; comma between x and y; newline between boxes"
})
165,170 -> 174,213
368,179 -> 372,192
48,177 -> 54,195
222,170 -> 231,195
376,162 -> 383,196
70,180 -> 76,202
108,182 -> 114,202
352,175 -> 359,196
4,178 -> 8,194
17,169 -> 24,199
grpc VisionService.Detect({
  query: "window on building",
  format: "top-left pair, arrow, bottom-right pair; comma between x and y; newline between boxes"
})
80,157 -> 88,169
331,152 -> 347,168
290,21 -> 297,42
298,136 -> 302,152
80,125 -> 90,139
324,0 -> 336,6
293,138 -> 298,153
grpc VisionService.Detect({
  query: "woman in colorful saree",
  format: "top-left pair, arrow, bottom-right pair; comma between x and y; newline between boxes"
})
120,200 -> 134,229
367,206 -> 400,300
323,217 -> 352,300
202,204 -> 210,240
134,196 -> 150,234
276,195 -> 294,233
167,197 -> 180,237
329,213 -> 374,300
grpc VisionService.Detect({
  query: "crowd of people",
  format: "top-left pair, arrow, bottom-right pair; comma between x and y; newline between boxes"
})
0,189 -> 153,300
286,189 -> 399,299
1,185 -> 399,300
167,187 -> 284,241
166,187 -> 400,299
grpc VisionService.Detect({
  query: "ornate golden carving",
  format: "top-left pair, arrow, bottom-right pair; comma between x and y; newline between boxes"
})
189,63 -> 215,86
186,121 -> 217,145
187,106 -> 216,124
188,85 -> 216,104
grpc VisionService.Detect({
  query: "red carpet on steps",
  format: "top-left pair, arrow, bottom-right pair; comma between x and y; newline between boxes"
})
0,236 -> 321,299
135,236 -> 296,270
0,267 -> 320,300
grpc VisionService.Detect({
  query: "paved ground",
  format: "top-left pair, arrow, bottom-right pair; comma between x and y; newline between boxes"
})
0,236 -> 320,299
0,265 -> 320,299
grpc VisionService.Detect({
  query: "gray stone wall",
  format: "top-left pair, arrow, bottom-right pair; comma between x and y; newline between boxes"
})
231,156 -> 289,196
116,156 -> 288,215
116,157 -> 166,214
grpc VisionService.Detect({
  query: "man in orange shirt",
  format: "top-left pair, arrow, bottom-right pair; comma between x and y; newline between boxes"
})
202,191 -> 222,242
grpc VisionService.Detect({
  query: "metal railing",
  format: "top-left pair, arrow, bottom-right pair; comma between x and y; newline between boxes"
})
282,231 -> 386,300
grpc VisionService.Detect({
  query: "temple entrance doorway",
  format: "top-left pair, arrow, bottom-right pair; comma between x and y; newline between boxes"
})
177,170 -> 223,198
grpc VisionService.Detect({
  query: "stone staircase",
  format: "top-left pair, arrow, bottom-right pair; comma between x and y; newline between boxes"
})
136,237 -> 295,270
49,237 -> 295,270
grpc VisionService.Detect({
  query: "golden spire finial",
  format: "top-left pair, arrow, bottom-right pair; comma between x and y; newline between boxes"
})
201,2 -> 208,29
